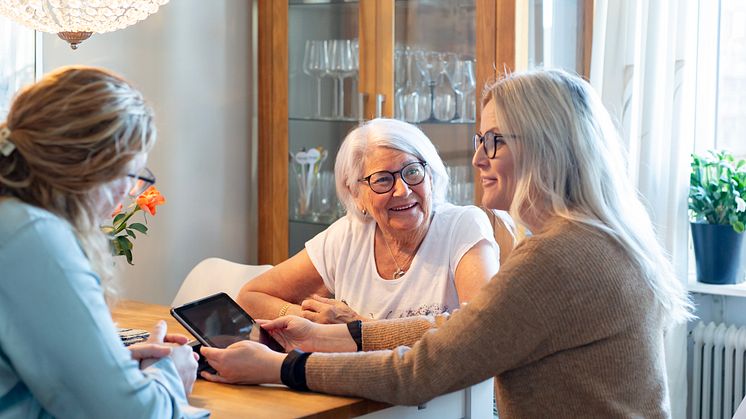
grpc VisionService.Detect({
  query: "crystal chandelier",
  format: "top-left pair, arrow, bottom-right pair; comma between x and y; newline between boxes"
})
0,0 -> 170,49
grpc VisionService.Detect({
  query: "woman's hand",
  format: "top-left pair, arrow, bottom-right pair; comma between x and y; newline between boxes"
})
136,321 -> 199,394
128,326 -> 192,362
300,294 -> 365,324
200,340 -> 284,385
262,315 -> 358,353
259,315 -> 320,352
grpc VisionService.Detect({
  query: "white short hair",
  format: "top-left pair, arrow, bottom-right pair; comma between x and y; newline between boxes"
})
334,118 -> 449,222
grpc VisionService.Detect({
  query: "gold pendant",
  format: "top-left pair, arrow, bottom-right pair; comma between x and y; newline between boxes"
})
393,268 -> 406,279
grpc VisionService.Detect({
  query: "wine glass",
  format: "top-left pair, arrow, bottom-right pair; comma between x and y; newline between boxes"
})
451,58 -> 476,122
349,39 -> 361,120
433,52 -> 458,121
394,48 -> 407,119
458,60 -> 477,122
327,39 -> 356,119
414,50 -> 443,121
396,51 -> 431,123
303,40 -> 329,118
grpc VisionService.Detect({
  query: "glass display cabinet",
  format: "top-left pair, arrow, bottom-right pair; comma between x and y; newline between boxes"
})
258,0 -> 592,264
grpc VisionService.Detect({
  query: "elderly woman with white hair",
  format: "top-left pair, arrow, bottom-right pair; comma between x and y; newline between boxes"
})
238,118 -> 499,324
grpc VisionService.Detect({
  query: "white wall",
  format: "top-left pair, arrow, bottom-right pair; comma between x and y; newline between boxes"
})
43,0 -> 257,305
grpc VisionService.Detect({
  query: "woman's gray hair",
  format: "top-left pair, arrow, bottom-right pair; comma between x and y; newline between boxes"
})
483,69 -> 692,325
335,118 -> 449,222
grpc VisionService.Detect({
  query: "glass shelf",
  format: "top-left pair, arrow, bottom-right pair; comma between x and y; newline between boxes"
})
289,216 -> 336,227
290,0 -> 358,5
289,116 -> 360,123
289,116 -> 476,125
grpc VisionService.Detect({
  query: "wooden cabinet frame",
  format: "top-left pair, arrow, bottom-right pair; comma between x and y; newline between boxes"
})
258,0 -> 289,264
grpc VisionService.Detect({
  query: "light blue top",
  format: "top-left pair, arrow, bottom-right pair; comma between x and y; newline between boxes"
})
0,198 -> 207,418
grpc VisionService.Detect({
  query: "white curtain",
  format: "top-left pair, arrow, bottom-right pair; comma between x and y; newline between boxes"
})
590,1 -> 697,418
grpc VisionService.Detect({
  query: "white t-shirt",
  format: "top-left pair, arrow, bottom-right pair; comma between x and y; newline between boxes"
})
305,203 -> 498,320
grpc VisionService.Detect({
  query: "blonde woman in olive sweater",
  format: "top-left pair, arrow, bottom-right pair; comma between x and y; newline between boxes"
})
201,69 -> 692,418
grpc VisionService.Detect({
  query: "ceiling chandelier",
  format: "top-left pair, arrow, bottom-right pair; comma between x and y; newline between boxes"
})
0,0 -> 169,49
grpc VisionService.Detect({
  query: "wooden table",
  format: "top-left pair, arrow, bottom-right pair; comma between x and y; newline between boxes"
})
111,300 -> 390,419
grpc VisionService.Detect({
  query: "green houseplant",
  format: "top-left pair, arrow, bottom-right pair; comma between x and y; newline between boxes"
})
689,150 -> 746,284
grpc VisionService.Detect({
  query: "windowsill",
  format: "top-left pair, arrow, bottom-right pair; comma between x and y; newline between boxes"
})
687,271 -> 746,297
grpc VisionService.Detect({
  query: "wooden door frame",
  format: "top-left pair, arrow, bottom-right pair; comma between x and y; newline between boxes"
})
257,0 -> 288,265
474,0 -> 518,204
359,0 -> 394,119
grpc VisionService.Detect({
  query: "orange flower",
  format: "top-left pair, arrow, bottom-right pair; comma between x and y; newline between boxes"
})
136,186 -> 166,216
111,203 -> 123,218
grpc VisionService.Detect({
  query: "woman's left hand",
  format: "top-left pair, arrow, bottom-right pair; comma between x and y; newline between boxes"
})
300,294 -> 365,324
130,322 -> 197,365
200,340 -> 284,385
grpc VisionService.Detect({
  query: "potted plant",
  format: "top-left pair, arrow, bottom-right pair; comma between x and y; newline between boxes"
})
689,150 -> 746,284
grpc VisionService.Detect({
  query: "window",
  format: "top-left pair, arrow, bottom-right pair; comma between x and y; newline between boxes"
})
0,17 -> 37,120
688,0 -> 746,294
694,0 -> 746,157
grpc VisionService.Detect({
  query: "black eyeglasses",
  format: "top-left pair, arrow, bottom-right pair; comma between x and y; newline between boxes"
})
473,131 -> 515,159
358,161 -> 428,194
127,167 -> 156,197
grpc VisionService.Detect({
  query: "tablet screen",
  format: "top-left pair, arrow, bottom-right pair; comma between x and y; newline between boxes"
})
171,292 -> 284,351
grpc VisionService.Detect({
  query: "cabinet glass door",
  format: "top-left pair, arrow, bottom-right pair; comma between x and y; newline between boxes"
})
393,0 -> 477,207
288,1 -> 360,255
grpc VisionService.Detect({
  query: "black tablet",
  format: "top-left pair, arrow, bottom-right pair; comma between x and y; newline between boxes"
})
170,292 -> 284,352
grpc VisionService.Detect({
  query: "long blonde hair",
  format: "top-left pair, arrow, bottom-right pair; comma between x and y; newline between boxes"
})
483,69 -> 692,324
0,66 -> 156,296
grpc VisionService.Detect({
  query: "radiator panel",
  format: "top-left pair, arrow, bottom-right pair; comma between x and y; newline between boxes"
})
691,322 -> 746,419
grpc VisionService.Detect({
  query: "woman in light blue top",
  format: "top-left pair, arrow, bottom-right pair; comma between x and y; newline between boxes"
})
0,66 -> 205,418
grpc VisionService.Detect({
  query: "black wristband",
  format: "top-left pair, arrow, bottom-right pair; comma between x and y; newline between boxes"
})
347,320 -> 363,351
280,349 -> 311,391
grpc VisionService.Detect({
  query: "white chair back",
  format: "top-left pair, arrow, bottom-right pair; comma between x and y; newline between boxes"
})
171,257 -> 272,307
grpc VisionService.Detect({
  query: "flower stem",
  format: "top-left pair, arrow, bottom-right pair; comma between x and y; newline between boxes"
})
112,207 -> 140,235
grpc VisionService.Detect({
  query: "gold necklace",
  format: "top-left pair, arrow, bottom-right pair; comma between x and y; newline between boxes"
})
380,233 -> 408,279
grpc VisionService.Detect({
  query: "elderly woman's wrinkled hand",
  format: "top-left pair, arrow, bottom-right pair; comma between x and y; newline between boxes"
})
200,340 -> 284,385
300,294 -> 364,324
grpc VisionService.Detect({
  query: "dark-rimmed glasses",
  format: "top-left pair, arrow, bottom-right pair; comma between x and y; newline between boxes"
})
359,161 -> 428,194
473,131 -> 515,159
127,167 -> 156,197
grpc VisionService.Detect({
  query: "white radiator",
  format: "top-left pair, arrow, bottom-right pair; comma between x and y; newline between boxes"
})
691,322 -> 746,419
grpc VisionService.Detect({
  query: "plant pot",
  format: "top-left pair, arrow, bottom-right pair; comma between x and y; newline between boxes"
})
691,222 -> 746,284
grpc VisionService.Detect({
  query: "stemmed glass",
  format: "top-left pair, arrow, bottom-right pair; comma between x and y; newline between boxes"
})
396,51 -> 431,123
303,40 -> 329,118
414,50 -> 442,121
451,59 -> 476,122
327,39 -> 356,119
433,52 -> 458,121
462,60 -> 477,122
394,47 -> 408,119
349,39 -> 360,119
